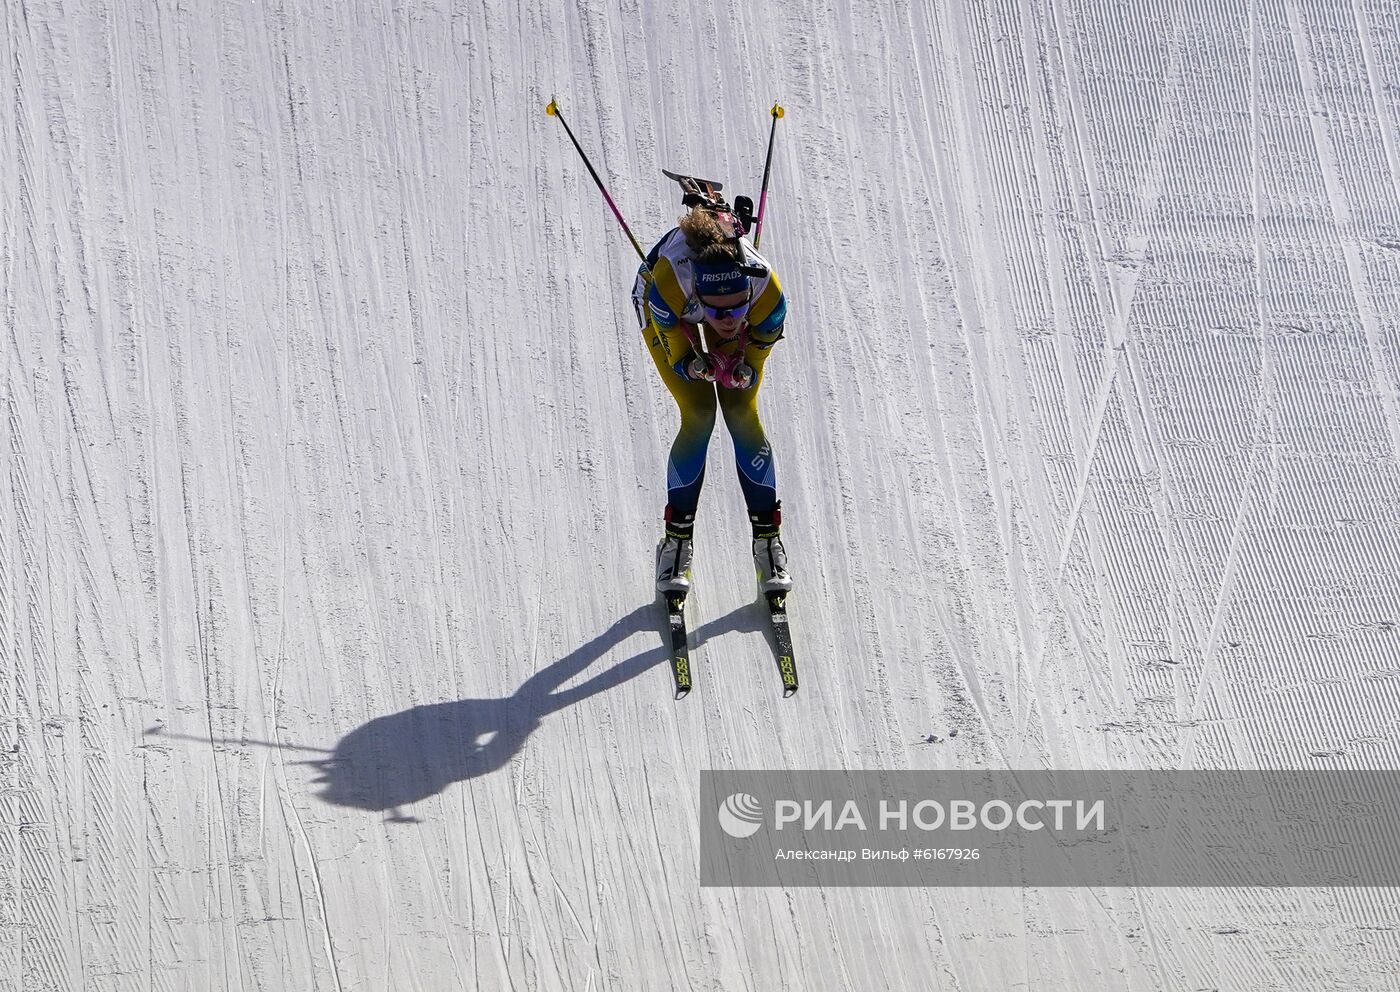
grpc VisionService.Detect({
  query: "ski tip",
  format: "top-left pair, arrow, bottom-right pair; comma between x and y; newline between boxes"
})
674,686 -> 692,701
782,684 -> 799,698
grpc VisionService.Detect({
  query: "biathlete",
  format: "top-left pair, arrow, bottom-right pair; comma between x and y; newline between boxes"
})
632,206 -> 793,595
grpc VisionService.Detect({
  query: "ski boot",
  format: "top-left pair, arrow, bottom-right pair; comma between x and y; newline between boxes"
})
750,503 -> 793,593
656,507 -> 696,594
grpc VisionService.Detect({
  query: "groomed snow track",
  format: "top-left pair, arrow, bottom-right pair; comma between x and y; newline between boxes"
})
4,0 -> 1400,988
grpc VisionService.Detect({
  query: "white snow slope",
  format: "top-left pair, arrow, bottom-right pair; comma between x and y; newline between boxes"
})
5,0 -> 1400,989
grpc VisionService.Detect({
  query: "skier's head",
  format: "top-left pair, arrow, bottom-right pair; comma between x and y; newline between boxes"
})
680,209 -> 750,335
691,260 -> 748,299
694,283 -> 750,339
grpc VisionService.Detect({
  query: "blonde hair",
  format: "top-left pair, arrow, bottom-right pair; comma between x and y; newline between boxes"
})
678,209 -> 740,266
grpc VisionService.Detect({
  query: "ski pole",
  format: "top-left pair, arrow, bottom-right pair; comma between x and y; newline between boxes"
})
752,102 -> 784,249
545,96 -> 647,263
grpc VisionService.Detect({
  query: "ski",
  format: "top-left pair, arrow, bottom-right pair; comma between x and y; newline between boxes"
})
765,590 -> 799,696
665,591 -> 693,699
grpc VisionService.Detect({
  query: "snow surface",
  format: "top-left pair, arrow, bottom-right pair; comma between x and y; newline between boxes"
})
5,0 -> 1400,989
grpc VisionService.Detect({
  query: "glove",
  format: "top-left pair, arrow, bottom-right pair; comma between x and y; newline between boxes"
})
710,350 -> 755,390
674,351 -> 716,382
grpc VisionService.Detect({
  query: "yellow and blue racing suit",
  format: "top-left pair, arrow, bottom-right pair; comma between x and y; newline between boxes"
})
631,227 -> 788,515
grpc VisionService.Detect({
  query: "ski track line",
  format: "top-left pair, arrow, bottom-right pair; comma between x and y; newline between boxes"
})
1100,15 -> 1206,577
1175,0 -> 1284,764
1005,2 -> 1128,765
1179,423 -> 1266,761
639,760 -> 694,989
1090,11 -> 1203,708
1097,1 -> 1258,768
979,0 -> 1075,762
895,1 -> 1016,771
957,0 -> 1093,767
14,11 -> 88,989
8,405 -> 68,992
1285,0 -> 1400,472
912,0 -> 1022,768
1045,0 -> 1185,589
1351,0 -> 1400,196
1034,0 -> 1113,579
0,402 -> 19,992
882,69 -> 976,737
278,782 -> 344,992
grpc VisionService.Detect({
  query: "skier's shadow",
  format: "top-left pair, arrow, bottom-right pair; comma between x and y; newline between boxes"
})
309,599 -> 767,819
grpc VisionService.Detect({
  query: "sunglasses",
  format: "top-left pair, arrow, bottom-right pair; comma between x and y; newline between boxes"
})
699,293 -> 752,322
